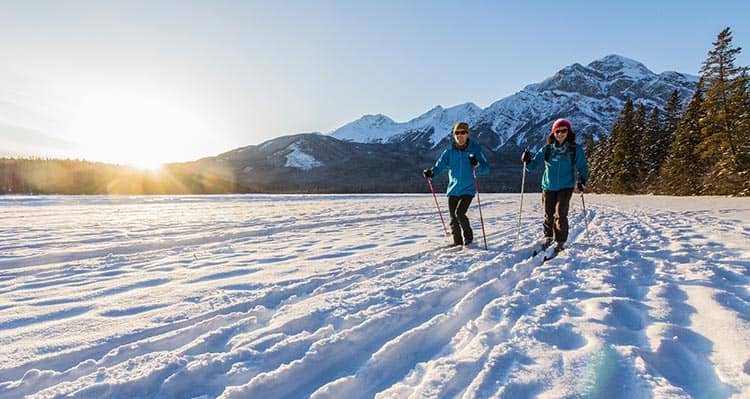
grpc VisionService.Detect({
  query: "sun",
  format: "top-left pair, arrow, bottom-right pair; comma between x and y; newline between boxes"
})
65,88 -> 212,167
129,159 -> 165,172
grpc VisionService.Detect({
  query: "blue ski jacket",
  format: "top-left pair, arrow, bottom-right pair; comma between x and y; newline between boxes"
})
431,139 -> 490,196
526,142 -> 589,191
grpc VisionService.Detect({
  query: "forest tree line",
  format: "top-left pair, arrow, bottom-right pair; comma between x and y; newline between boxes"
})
588,27 -> 749,196
0,158 -> 238,195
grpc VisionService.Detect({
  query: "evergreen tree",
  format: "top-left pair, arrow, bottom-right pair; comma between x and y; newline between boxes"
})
581,132 -> 600,189
631,104 -> 647,190
610,99 -> 636,193
587,136 -> 609,192
660,81 -> 707,195
662,90 -> 682,139
698,27 -> 750,195
640,107 -> 663,190
739,70 -> 750,195
583,133 -> 596,164
656,90 -> 683,168
590,118 -> 626,193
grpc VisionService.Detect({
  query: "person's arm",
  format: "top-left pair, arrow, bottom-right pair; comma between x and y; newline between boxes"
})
525,146 -> 546,172
473,148 -> 490,175
431,148 -> 450,177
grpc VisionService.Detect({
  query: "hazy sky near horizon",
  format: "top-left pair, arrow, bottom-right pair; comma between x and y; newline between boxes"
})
1,1 -> 748,167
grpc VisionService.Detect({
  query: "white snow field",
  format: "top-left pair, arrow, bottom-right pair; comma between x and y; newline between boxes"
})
0,194 -> 748,399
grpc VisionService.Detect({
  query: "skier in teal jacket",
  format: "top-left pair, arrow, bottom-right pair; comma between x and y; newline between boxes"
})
522,118 -> 589,251
423,122 -> 489,246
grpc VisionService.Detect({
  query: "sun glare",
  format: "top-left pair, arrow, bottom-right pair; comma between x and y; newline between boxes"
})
66,88 -> 212,167
131,160 -> 165,171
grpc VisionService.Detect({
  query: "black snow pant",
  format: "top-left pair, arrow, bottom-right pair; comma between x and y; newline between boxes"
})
449,195 -> 474,245
542,188 -> 573,244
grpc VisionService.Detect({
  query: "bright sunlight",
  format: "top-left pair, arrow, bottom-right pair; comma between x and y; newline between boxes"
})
66,88 -> 212,169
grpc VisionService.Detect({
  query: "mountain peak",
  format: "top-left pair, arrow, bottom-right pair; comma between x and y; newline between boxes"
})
588,54 -> 653,78
360,113 -> 395,124
454,102 -> 482,113
329,113 -> 399,143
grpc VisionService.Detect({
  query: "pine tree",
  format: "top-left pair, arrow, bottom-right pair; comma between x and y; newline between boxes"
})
640,107 -> 663,190
698,27 -> 750,195
660,81 -> 706,195
739,70 -> 750,195
590,117 -> 626,193
610,99 -> 636,193
588,137 -> 606,191
656,90 -> 682,170
583,133 -> 596,163
631,104 -> 647,190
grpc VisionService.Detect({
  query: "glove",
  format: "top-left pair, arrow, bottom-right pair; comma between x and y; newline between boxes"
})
469,154 -> 478,167
423,168 -> 433,178
521,149 -> 532,164
577,180 -> 587,191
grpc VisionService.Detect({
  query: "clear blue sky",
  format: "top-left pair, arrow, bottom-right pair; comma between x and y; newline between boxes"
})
0,0 -> 747,167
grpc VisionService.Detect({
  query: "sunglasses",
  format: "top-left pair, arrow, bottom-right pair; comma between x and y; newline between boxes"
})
554,128 -> 569,134
454,131 -> 468,136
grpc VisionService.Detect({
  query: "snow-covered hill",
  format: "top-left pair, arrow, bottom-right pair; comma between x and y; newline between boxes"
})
1,195 -> 748,398
331,55 -> 697,152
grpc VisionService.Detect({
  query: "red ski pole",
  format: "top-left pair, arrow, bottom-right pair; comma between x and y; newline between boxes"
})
426,177 -> 449,236
471,167 -> 488,250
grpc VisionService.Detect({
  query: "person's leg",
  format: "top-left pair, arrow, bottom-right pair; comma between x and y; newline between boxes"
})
542,190 -> 557,245
554,188 -> 574,245
448,196 -> 463,245
455,195 -> 474,244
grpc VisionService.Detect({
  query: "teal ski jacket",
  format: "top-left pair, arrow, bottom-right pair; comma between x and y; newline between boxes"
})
431,139 -> 490,196
526,141 -> 589,191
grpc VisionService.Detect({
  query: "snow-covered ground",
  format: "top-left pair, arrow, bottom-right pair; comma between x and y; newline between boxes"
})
0,194 -> 748,398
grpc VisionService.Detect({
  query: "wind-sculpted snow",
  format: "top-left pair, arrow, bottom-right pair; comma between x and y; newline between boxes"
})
0,194 -> 748,398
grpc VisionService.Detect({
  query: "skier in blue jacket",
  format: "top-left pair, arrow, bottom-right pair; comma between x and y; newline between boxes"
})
521,118 -> 589,251
423,122 -> 490,246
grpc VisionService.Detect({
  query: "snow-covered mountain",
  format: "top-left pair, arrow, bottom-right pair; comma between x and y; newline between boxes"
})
192,55 -> 698,193
331,103 -> 483,147
331,55 -> 697,152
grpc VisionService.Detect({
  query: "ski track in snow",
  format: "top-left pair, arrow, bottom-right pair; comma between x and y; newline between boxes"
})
0,194 -> 748,398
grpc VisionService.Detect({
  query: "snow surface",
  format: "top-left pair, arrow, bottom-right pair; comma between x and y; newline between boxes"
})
284,144 -> 323,170
1,194 -> 748,398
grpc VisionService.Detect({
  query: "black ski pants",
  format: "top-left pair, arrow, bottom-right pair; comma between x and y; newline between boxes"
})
448,195 -> 474,245
542,188 -> 573,243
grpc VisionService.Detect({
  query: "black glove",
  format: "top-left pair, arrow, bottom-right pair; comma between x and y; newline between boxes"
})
423,168 -> 433,178
469,154 -> 478,167
577,180 -> 587,191
521,149 -> 532,164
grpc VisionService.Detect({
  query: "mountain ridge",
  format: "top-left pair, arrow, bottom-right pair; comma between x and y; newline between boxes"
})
331,54 -> 696,153
189,54 -> 697,193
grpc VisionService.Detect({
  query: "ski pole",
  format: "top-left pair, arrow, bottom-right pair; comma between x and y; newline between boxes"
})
580,191 -> 590,243
471,166 -> 488,250
517,165 -> 527,244
426,177 -> 449,236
